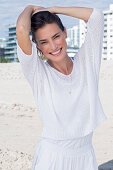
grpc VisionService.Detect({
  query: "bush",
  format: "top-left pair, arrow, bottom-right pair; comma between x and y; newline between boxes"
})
0,57 -> 11,63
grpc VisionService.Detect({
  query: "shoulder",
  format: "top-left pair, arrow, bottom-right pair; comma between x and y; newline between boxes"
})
17,39 -> 37,57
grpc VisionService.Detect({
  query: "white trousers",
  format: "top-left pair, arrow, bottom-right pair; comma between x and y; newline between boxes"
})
31,131 -> 98,170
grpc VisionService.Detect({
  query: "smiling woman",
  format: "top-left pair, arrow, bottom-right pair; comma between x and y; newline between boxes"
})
16,5 -> 107,170
32,22 -> 67,61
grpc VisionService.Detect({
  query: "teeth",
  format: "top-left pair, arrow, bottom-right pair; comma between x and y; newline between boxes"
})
51,49 -> 61,55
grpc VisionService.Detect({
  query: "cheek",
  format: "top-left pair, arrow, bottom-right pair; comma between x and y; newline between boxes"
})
61,39 -> 67,48
40,46 -> 48,54
60,38 -> 67,45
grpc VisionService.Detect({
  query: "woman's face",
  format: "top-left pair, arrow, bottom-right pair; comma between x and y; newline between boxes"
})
35,23 -> 68,62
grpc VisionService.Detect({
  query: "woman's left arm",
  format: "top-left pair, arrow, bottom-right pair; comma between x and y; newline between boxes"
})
47,6 -> 93,22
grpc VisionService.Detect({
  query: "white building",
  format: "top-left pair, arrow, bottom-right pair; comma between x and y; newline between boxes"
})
78,19 -> 87,48
66,17 -> 89,49
103,4 -> 113,60
67,25 -> 79,47
0,38 -> 6,59
0,38 -> 6,48
5,24 -> 17,62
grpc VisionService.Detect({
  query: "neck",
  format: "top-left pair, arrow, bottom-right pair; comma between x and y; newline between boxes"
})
47,56 -> 73,75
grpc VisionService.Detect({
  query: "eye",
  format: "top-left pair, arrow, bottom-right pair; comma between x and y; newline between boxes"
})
40,35 -> 60,44
41,42 -> 47,44
55,35 -> 60,39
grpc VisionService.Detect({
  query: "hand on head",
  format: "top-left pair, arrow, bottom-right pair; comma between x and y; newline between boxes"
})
32,6 -> 56,16
31,6 -> 46,16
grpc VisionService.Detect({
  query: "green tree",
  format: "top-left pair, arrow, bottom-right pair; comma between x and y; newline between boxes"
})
0,56 -> 11,63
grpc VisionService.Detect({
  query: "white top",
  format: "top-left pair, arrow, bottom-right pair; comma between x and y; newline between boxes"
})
17,8 -> 107,140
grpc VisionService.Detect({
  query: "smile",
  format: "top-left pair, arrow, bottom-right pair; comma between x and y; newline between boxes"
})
50,48 -> 62,56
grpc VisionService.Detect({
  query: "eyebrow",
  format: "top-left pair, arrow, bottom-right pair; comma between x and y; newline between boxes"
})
39,32 -> 61,42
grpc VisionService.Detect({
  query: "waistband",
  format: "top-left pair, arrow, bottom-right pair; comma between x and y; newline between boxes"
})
40,132 -> 93,157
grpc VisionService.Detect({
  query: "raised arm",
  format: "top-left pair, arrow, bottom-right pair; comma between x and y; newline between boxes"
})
47,6 -> 93,22
16,5 -> 34,55
16,5 -> 45,55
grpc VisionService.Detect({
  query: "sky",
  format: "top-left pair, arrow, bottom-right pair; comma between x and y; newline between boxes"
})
0,0 -> 113,38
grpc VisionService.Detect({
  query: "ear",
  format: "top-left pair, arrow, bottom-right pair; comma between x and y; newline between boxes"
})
32,39 -> 40,50
36,43 -> 41,51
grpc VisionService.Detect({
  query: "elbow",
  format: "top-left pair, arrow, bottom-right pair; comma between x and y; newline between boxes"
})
16,26 -> 25,36
85,8 -> 104,24
85,8 -> 94,23
16,25 -> 29,37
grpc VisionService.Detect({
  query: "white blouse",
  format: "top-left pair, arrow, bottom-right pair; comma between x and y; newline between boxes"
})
17,8 -> 107,140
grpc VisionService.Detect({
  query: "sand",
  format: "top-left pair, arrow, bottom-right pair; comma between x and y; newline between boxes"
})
0,60 -> 113,170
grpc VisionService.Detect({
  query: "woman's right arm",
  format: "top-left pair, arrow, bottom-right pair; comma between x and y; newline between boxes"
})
16,5 -> 45,87
16,5 -> 34,55
16,5 -> 45,55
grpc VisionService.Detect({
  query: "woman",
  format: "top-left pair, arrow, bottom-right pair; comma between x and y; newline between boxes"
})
16,5 -> 107,170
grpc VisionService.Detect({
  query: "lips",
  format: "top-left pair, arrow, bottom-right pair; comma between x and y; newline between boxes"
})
50,48 -> 62,56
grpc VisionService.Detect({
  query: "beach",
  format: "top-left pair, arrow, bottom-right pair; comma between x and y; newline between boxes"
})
0,60 -> 113,170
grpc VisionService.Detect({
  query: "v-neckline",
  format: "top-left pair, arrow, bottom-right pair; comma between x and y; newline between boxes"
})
46,57 -> 75,78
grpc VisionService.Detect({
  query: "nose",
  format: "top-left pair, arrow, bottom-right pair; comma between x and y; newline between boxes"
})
49,40 -> 58,52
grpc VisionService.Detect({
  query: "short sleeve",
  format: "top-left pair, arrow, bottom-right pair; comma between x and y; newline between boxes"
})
83,8 -> 104,83
17,40 -> 39,87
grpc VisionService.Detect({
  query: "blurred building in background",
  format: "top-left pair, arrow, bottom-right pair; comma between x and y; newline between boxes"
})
67,25 -> 79,47
103,4 -> 113,60
0,38 -> 6,59
5,25 -> 18,62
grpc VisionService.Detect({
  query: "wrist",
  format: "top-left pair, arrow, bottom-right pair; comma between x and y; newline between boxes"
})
47,6 -> 59,14
25,5 -> 34,13
26,5 -> 34,9
52,6 -> 62,14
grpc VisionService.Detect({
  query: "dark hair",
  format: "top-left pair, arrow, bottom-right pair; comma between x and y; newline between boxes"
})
31,11 -> 65,43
